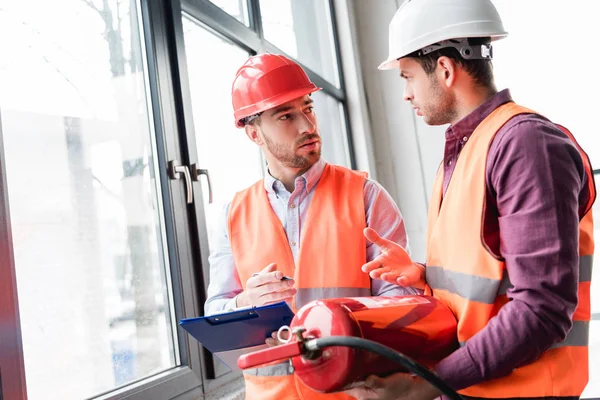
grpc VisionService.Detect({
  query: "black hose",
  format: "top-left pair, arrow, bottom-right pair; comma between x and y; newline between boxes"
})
306,336 -> 463,400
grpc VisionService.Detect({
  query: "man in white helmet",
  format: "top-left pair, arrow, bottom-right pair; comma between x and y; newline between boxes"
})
348,0 -> 595,399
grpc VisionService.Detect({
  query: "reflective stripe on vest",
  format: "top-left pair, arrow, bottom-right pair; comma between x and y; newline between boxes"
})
296,287 -> 371,310
229,163 -> 369,399
427,254 -> 593,304
425,102 -> 595,398
243,361 -> 294,377
458,320 -> 589,348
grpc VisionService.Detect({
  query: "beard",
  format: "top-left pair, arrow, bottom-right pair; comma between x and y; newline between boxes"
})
421,76 -> 458,126
263,133 -> 321,169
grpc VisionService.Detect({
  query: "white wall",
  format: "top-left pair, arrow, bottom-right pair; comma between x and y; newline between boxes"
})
350,0 -> 445,260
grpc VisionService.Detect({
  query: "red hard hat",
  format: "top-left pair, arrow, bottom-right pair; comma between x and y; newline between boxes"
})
231,53 -> 321,128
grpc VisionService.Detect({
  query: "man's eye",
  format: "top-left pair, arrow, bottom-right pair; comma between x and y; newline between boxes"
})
305,106 -> 314,113
279,114 -> 291,121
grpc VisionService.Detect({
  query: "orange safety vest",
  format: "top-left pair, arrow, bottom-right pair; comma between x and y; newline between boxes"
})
425,102 -> 595,397
229,163 -> 371,400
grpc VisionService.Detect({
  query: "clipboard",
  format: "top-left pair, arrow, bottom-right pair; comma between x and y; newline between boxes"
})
180,302 -> 294,371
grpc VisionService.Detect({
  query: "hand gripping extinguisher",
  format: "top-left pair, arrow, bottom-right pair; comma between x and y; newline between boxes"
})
238,295 -> 463,399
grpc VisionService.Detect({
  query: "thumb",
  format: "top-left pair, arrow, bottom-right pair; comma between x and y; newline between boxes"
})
364,228 -> 392,249
364,375 -> 385,390
260,263 -> 278,273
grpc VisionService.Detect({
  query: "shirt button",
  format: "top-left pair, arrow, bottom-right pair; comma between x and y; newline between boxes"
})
462,136 -> 468,142
290,204 -> 296,209
447,160 -> 452,166
291,241 -> 296,246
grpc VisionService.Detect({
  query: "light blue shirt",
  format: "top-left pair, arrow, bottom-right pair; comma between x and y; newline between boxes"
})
205,159 -> 417,315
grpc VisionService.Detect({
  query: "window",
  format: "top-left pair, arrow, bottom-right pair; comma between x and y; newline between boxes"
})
0,0 -> 178,398
259,0 -> 340,87
491,1 -> 600,396
208,0 -> 249,25
0,0 -> 354,398
312,90 -> 351,167
181,15 -> 262,251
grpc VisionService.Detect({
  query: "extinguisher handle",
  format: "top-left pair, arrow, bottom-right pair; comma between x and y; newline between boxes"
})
238,341 -> 304,369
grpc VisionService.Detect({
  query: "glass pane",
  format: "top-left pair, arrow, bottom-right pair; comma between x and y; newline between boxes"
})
492,0 -> 600,168
181,16 -> 263,248
260,0 -> 340,87
312,91 -> 350,168
0,1 -> 177,399
584,176 -> 600,398
208,0 -> 249,25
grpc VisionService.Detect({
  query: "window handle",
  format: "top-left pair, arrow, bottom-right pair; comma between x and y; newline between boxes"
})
191,164 -> 213,204
168,160 -> 193,204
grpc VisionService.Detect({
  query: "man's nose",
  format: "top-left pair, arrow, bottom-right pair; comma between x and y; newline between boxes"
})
403,84 -> 413,102
299,113 -> 316,134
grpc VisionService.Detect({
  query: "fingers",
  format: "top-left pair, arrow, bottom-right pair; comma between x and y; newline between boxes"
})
397,274 -> 418,287
364,375 -> 385,390
259,263 -> 278,273
255,280 -> 295,295
380,271 -> 401,282
260,288 -> 296,305
396,264 -> 424,286
342,387 -> 372,400
362,257 -> 386,273
248,267 -> 284,287
364,227 -> 395,249
369,267 -> 391,280
273,330 -> 289,341
265,329 -> 289,347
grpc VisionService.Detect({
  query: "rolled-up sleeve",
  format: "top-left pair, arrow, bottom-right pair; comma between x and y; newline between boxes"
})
204,203 -> 243,316
436,117 -> 586,389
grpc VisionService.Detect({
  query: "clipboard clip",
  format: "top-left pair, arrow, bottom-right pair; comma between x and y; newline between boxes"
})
205,309 -> 260,325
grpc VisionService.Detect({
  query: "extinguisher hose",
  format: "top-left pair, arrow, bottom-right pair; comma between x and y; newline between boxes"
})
306,336 -> 464,400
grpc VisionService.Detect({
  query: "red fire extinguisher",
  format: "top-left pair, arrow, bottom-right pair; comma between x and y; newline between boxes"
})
238,295 -> 458,395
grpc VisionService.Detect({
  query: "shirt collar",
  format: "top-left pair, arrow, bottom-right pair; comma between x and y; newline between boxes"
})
445,88 -> 513,141
264,158 -> 327,194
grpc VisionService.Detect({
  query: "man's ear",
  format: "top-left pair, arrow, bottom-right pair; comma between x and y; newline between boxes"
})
436,56 -> 457,88
244,124 -> 263,145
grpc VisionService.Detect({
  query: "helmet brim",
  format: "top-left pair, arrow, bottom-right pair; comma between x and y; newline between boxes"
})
235,86 -> 321,128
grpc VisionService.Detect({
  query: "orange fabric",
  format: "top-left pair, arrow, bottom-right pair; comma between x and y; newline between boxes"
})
229,164 -> 368,399
580,213 -> 595,254
243,374 -> 357,400
426,102 -> 594,397
462,346 -> 589,398
244,375 -> 299,400
229,164 -> 370,310
296,378 -> 356,400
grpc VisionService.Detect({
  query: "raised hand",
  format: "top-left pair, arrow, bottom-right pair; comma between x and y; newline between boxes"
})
362,228 -> 425,288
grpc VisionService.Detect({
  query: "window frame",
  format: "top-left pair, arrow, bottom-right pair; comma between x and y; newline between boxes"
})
0,0 -> 208,399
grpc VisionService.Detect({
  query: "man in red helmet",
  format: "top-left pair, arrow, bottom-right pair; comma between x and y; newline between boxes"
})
204,53 -> 418,399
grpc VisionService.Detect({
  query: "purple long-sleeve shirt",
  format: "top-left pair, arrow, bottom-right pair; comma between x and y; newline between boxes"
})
433,89 -> 589,398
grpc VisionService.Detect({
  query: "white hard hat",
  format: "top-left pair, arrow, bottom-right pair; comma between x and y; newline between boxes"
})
379,0 -> 508,70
